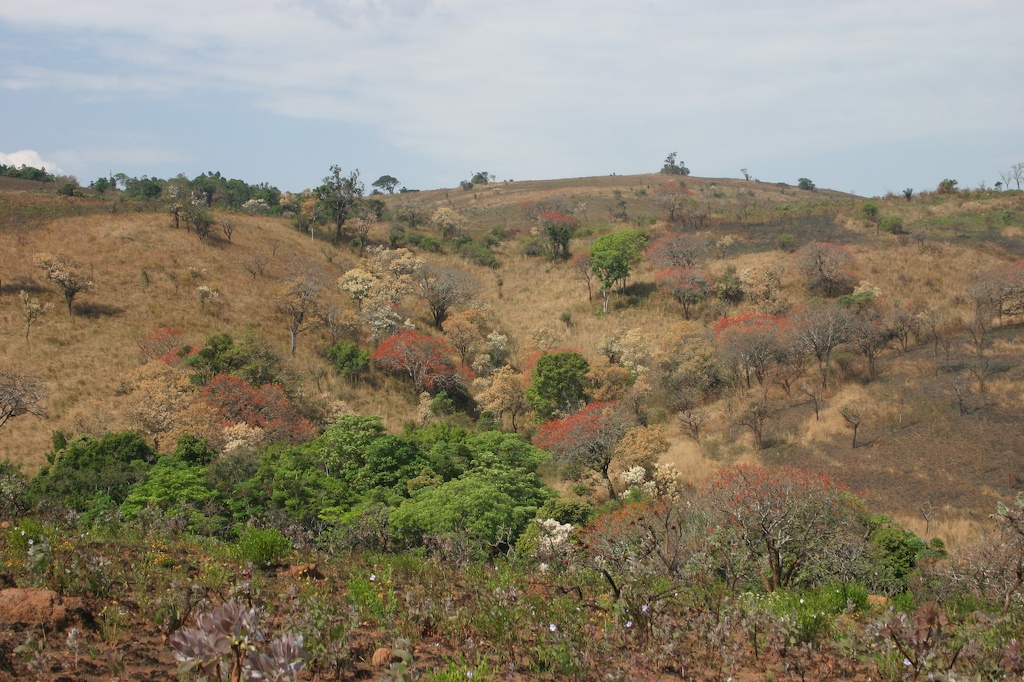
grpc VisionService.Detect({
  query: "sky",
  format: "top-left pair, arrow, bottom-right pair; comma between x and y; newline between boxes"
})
1,0 -> 1022,196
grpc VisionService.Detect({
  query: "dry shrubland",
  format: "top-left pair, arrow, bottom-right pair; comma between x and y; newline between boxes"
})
2,178 -> 1024,533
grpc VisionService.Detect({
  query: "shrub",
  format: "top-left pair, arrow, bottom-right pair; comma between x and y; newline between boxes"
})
714,265 -> 744,304
880,215 -> 905,234
236,527 -> 291,565
458,241 -> 499,268
420,236 -> 442,252
776,234 -> 795,251
0,460 -> 27,520
797,178 -> 816,191
326,340 -> 370,381
172,434 -> 217,465
120,458 -> 223,534
390,469 -> 546,551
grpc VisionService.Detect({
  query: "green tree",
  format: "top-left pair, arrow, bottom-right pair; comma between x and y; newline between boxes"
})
797,178 -> 816,191
590,229 -> 647,312
372,175 -> 400,194
316,165 -> 364,244
660,152 -> 690,176
29,432 -> 155,512
326,340 -> 371,381
526,351 -> 591,420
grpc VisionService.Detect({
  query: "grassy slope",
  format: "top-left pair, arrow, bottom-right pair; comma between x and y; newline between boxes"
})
2,177 -> 1024,547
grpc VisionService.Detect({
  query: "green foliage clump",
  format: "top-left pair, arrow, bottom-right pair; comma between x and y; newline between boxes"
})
750,582 -> 869,643
458,241 -> 499,268
389,466 -> 549,552
326,340 -> 370,381
714,265 -> 744,304
171,434 -> 216,465
235,527 -> 291,566
860,202 -> 879,222
660,152 -> 690,176
797,178 -> 816,191
535,497 -> 594,527
865,515 -> 930,594
880,215 -> 905,234
120,458 -> 223,534
29,431 -> 155,512
183,333 -> 281,386
526,351 -> 591,420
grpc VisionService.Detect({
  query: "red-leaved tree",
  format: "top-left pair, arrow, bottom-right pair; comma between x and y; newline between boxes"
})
703,465 -> 865,591
137,326 -> 185,365
202,374 -> 314,444
534,402 -> 635,500
372,329 -> 465,394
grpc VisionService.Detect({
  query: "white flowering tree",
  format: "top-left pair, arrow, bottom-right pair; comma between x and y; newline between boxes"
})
34,253 -> 92,317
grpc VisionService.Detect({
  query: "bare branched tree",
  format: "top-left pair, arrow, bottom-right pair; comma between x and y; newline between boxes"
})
276,261 -> 326,357
242,253 -> 270,280
677,406 -> 709,457
839,404 -> 865,448
0,367 -> 46,429
416,265 -> 479,330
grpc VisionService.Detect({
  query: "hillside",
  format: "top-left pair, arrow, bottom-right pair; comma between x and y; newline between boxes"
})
2,173 -> 1024,542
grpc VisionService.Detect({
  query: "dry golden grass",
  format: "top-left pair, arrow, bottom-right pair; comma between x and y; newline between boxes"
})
0,209 -> 375,468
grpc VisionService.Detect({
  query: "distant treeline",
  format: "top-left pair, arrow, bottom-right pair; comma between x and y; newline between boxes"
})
0,164 -> 55,182
90,171 -> 283,213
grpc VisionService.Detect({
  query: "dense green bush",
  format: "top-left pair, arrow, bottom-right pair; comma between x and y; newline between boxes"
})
29,431 -> 155,512
326,340 -> 370,381
526,351 -> 591,420
390,469 -> 547,551
172,434 -> 217,465
120,458 -> 224,534
183,333 -> 281,386
236,527 -> 291,565
880,215 -> 905,234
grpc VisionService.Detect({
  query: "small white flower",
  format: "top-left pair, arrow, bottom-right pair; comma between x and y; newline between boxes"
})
799,598 -> 804,604
370,574 -> 377,582
642,604 -> 649,613
548,623 -> 557,632
626,620 -> 633,628
28,539 -> 33,545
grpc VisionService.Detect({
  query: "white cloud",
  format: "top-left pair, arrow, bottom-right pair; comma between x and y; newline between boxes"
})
1,0 -> 1021,191
0,150 -> 63,174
